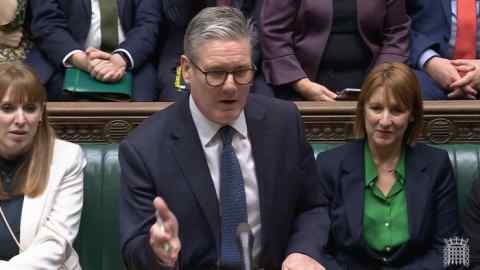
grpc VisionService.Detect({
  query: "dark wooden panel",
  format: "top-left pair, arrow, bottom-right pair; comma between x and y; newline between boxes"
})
46,101 -> 480,144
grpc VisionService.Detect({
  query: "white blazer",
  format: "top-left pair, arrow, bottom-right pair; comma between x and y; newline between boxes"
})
0,139 -> 86,270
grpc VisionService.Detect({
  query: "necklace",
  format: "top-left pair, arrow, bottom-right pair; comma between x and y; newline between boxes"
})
374,157 -> 398,175
385,168 -> 395,174
377,164 -> 396,174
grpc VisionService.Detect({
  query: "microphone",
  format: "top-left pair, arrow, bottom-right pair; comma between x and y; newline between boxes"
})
236,223 -> 254,270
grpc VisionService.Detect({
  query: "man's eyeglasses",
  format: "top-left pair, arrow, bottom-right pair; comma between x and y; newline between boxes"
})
190,60 -> 256,87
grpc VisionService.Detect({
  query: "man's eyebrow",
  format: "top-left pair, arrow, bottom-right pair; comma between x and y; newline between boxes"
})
205,64 -> 252,71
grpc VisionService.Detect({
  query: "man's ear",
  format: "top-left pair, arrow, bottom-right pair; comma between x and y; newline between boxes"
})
181,55 -> 191,84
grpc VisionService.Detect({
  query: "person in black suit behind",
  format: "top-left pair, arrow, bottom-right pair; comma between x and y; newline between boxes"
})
316,63 -> 460,269
407,0 -> 480,100
120,7 -> 328,270
27,0 -> 161,100
464,176 -> 480,269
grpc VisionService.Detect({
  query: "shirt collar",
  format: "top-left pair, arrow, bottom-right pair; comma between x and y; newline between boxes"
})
364,143 -> 406,187
189,95 -> 248,147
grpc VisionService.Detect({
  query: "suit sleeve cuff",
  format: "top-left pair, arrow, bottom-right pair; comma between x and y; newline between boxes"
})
154,258 -> 177,269
418,49 -> 440,69
63,50 -> 84,67
113,48 -> 134,70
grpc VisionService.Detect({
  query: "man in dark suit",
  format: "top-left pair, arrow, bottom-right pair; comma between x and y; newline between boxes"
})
464,177 -> 480,269
120,7 -> 328,270
408,0 -> 480,99
27,0 -> 161,100
157,0 -> 272,101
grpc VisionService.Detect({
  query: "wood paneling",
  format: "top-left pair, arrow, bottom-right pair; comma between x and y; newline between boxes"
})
46,101 -> 480,144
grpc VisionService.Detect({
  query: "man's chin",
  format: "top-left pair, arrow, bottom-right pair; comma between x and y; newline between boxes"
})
211,110 -> 242,125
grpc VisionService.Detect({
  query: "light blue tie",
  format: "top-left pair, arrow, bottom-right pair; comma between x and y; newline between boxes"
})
219,126 -> 248,268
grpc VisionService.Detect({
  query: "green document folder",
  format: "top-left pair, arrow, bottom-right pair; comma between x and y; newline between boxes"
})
63,67 -> 132,100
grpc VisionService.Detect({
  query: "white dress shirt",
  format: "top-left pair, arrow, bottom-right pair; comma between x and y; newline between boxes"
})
63,0 -> 134,68
189,95 -> 262,260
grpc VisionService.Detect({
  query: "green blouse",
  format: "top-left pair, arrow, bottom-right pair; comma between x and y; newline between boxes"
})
363,143 -> 409,254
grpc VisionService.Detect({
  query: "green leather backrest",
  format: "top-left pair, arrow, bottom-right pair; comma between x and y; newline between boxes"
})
75,143 -> 479,270
75,144 -> 123,270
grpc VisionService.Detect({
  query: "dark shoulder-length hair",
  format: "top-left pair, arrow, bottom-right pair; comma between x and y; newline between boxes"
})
354,62 -> 424,145
0,62 -> 56,199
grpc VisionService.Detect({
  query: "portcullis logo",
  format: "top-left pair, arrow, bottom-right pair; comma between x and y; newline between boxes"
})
443,237 -> 469,268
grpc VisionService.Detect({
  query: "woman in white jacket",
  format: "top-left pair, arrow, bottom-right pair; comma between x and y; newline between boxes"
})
0,62 -> 85,270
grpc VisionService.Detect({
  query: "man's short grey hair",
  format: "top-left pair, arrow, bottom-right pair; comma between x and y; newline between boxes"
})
184,7 -> 256,61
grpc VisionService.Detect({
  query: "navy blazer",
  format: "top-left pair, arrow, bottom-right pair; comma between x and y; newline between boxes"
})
261,0 -> 411,86
463,176 -> 480,269
315,140 -> 459,270
119,94 -> 329,270
27,0 -> 161,100
408,0 -> 452,66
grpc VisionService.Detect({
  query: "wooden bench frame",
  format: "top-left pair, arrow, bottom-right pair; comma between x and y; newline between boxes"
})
47,100 -> 480,144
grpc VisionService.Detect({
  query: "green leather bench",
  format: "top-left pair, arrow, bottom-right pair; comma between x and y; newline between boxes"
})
75,143 -> 479,270
75,144 -> 123,270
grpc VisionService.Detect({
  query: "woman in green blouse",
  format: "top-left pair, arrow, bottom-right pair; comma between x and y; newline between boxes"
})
315,62 -> 460,269
0,0 -> 31,62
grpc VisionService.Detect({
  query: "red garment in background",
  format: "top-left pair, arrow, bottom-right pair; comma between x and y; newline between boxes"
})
454,0 -> 477,59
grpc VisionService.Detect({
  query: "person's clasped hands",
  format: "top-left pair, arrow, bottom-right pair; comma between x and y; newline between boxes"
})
69,47 -> 127,82
424,57 -> 480,99
449,58 -> 480,99
85,47 -> 127,82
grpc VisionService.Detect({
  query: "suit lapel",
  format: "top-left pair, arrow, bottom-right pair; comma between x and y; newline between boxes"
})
19,165 -> 61,247
20,196 -> 46,247
341,141 -> 366,244
118,0 -> 126,25
81,0 -> 91,19
170,97 -> 220,248
404,145 -> 429,241
441,0 -> 451,27
356,0 -> 368,37
243,97 -> 272,250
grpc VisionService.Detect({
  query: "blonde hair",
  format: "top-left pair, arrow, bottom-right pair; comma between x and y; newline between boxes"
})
354,62 -> 424,145
0,62 -> 55,199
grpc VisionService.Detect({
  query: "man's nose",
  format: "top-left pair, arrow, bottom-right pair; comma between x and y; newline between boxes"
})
222,73 -> 238,92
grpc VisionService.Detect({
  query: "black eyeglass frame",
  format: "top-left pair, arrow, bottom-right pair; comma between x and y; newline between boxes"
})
189,60 -> 257,87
